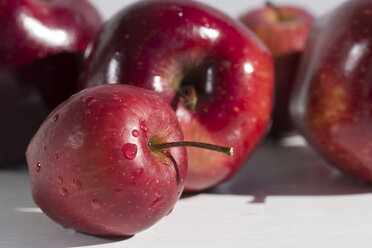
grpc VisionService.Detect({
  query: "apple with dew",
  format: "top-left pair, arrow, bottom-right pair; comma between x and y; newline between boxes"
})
291,0 -> 372,182
26,84 -> 232,236
26,84 -> 187,236
0,0 -> 102,165
240,2 -> 314,136
80,0 -> 274,191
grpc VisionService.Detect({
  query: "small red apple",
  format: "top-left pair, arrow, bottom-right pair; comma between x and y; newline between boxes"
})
0,0 -> 102,165
26,84 -> 188,236
240,2 -> 314,136
291,0 -> 372,182
80,0 -> 274,191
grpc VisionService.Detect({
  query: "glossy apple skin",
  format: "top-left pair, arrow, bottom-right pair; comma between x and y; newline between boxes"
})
240,5 -> 313,136
0,0 -> 102,69
0,0 -> 102,165
291,0 -> 372,182
80,0 -> 274,191
26,84 -> 187,236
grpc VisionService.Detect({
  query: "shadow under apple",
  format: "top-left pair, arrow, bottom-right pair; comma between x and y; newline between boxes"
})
208,139 -> 372,203
5,211 -> 130,247
0,170 -> 131,248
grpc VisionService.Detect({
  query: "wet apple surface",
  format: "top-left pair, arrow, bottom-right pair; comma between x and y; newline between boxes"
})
80,0 -> 274,191
26,84 -> 187,236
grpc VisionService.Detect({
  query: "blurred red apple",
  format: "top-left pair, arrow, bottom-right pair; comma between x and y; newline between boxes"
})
291,0 -> 372,182
240,2 -> 313,136
0,0 -> 102,165
26,84 -> 187,236
80,0 -> 274,191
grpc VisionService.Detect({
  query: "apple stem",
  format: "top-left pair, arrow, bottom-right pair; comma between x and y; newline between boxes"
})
149,141 -> 232,185
266,1 -> 285,22
149,141 -> 233,156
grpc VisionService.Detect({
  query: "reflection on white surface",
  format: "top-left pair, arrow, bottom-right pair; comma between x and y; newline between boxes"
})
344,40 -> 368,75
14,207 -> 42,213
20,13 -> 70,47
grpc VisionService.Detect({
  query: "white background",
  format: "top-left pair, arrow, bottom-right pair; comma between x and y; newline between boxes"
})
3,1 -> 372,248
90,0 -> 341,20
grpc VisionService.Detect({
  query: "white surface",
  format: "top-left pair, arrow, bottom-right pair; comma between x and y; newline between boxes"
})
90,0 -> 342,20
2,142 -> 372,248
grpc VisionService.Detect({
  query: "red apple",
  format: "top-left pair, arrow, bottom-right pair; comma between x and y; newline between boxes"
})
291,0 -> 372,182
80,0 -> 274,191
240,2 -> 314,136
0,0 -> 102,165
26,84 -> 188,236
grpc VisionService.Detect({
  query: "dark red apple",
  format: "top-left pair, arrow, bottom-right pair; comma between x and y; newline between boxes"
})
0,0 -> 102,165
26,84 -> 188,236
80,0 -> 274,191
291,0 -> 372,182
240,2 -> 314,136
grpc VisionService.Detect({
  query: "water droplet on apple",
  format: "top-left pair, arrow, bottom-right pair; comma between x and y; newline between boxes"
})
151,197 -> 163,207
54,153 -> 59,160
82,96 -> 93,103
140,122 -> 148,133
122,143 -> 137,160
60,188 -> 68,197
43,145 -> 47,151
87,99 -> 98,107
114,188 -> 122,195
84,109 -> 91,116
57,176 -> 63,185
71,179 -> 81,190
53,114 -> 59,122
112,95 -> 121,102
35,163 -> 41,172
91,199 -> 102,209
132,129 -> 139,137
